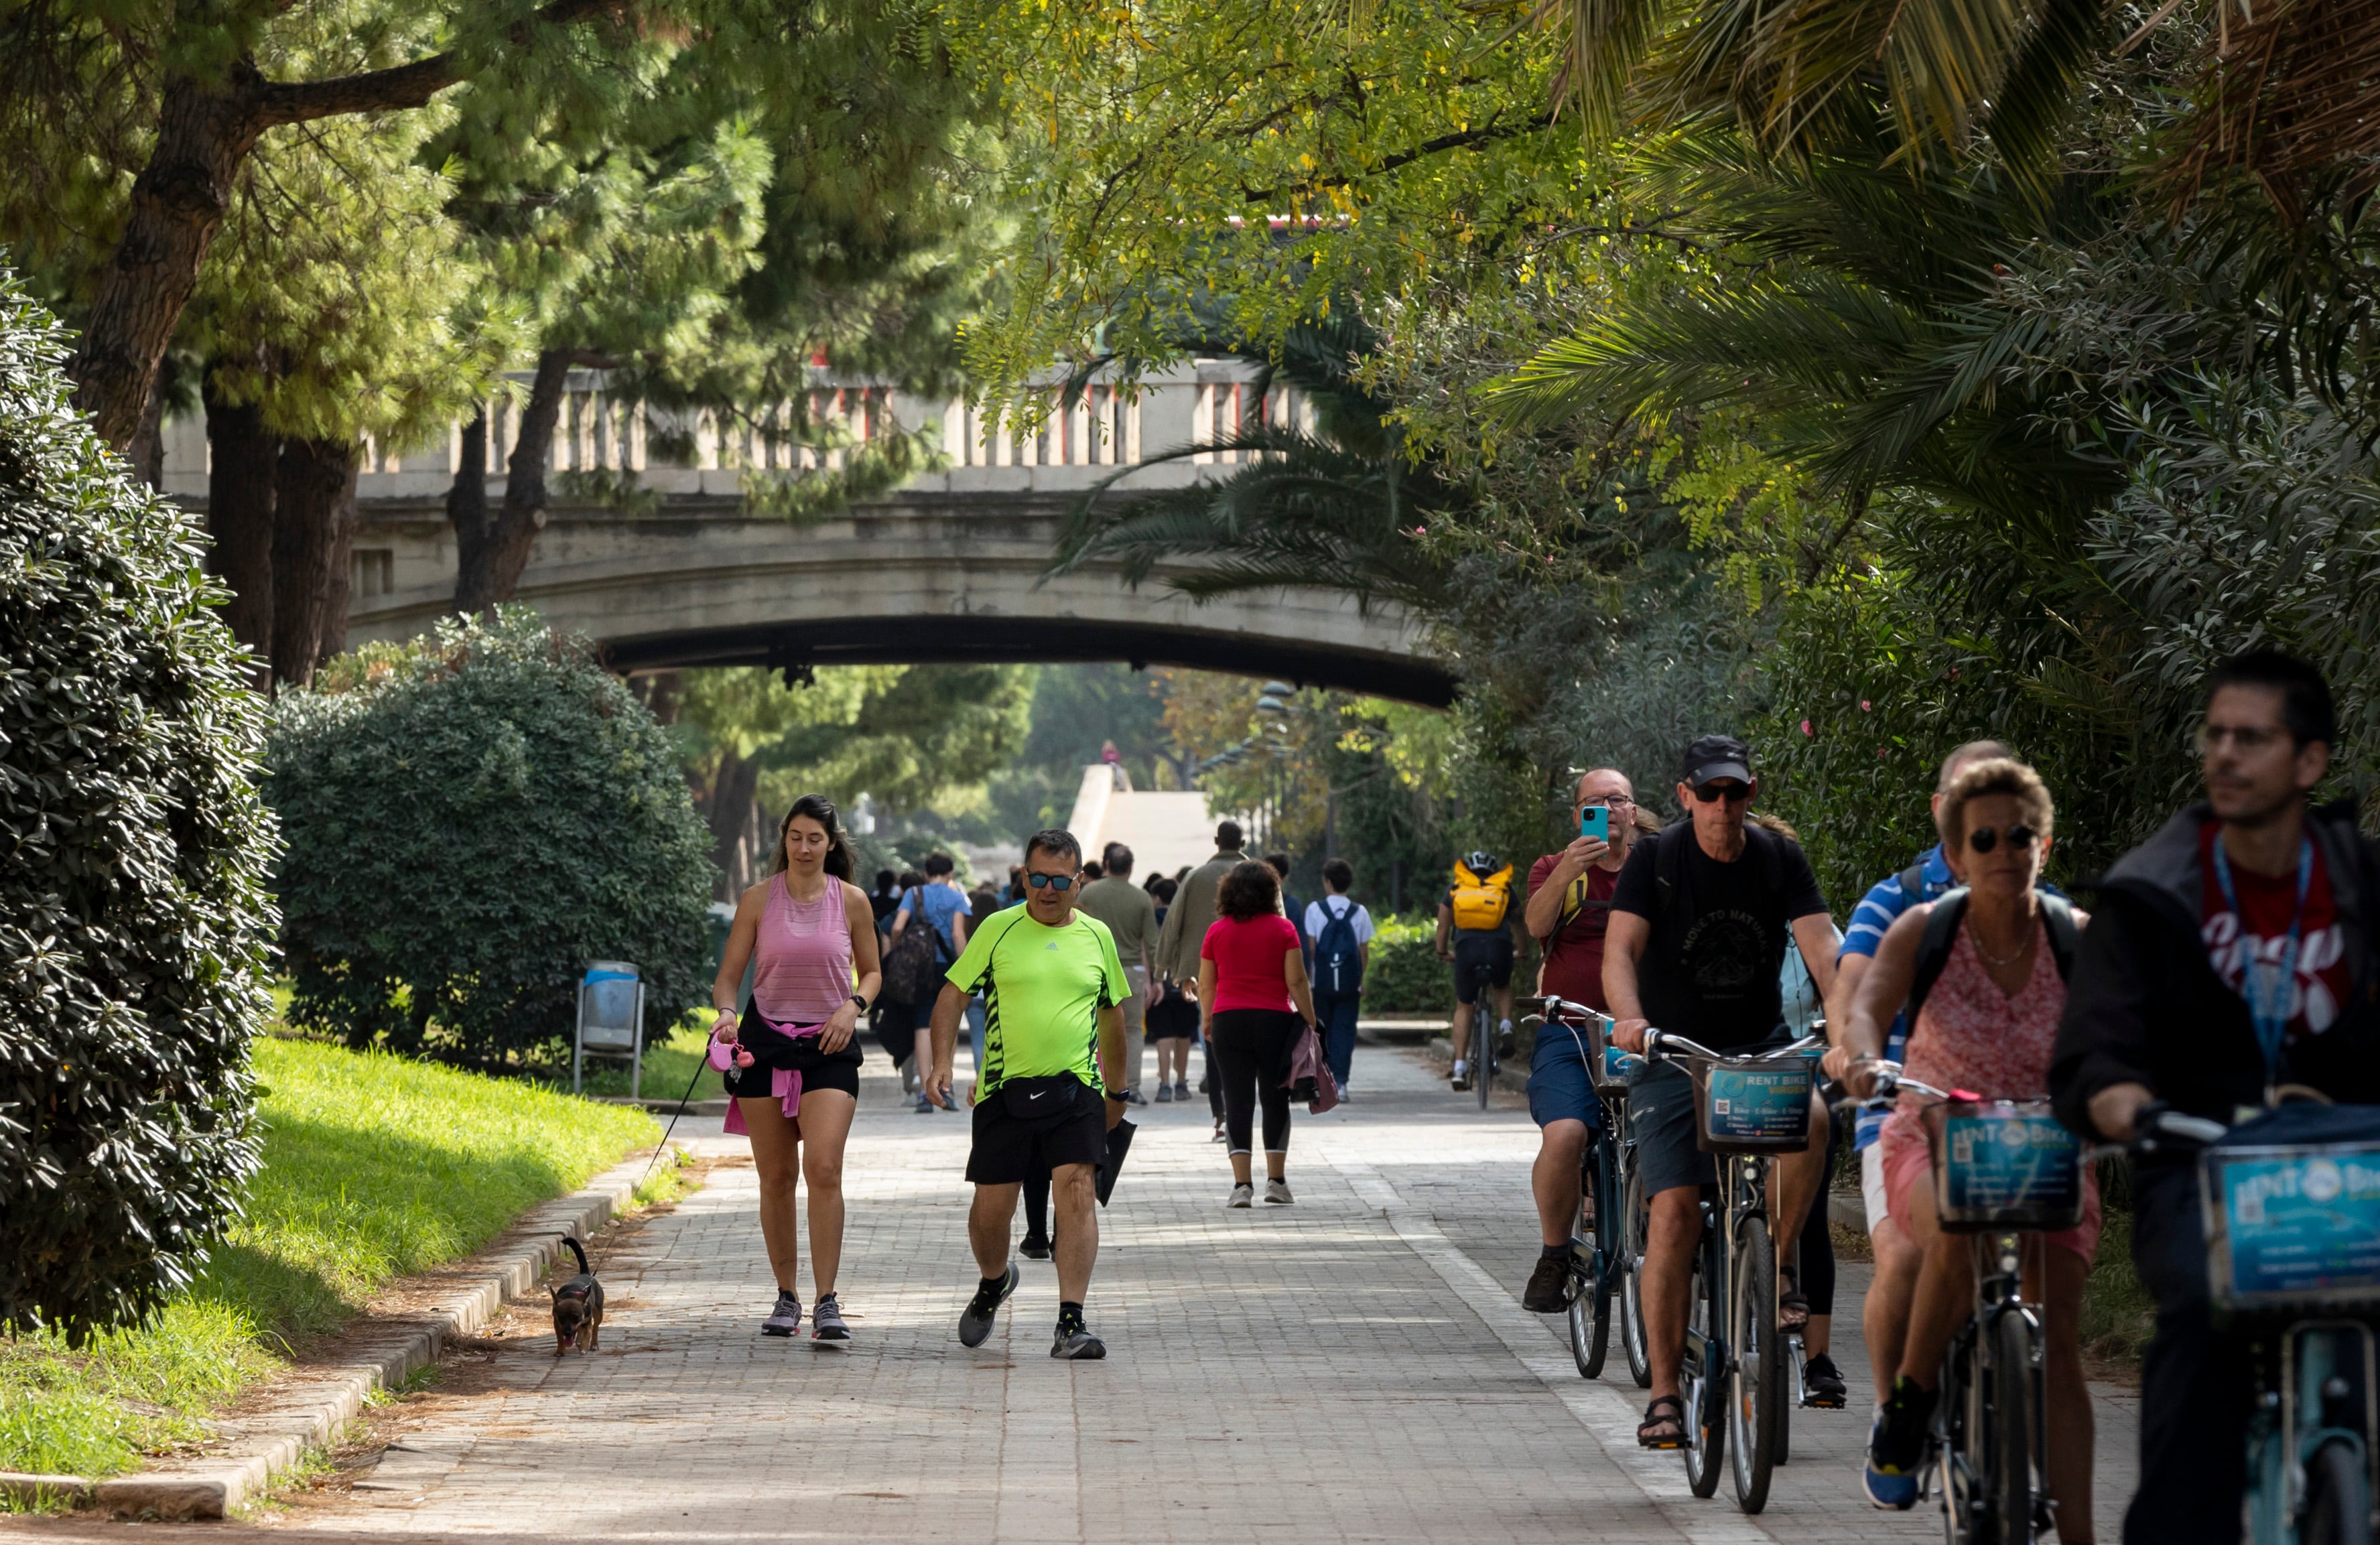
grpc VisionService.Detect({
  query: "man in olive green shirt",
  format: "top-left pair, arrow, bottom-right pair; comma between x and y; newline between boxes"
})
1152,820 -> 1246,1132
1075,842 -> 1159,1103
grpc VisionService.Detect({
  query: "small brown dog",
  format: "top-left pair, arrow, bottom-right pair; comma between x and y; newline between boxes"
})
551,1235 -> 604,1355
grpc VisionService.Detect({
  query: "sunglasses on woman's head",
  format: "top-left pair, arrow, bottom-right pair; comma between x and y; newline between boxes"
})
1692,781 -> 1751,804
1025,872 -> 1078,891
1966,824 -> 2038,854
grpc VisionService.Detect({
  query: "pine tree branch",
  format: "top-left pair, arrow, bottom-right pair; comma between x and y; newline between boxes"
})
256,0 -> 625,127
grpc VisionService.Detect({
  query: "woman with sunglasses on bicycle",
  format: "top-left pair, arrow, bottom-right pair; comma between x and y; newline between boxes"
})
1842,758 -> 2099,1539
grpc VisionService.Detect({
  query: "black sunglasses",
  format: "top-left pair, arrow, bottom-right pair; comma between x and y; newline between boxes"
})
1691,782 -> 1752,803
1025,872 -> 1079,891
1966,824 -> 2038,854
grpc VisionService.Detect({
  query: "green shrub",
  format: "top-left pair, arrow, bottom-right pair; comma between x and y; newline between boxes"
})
1363,915 -> 1457,1014
0,271 -> 279,1343
267,612 -> 716,1065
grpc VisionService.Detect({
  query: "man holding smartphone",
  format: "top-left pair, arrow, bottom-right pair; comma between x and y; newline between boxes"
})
1518,767 -> 1640,1311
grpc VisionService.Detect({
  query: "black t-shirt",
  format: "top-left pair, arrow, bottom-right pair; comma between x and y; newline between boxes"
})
1610,825 -> 1829,1051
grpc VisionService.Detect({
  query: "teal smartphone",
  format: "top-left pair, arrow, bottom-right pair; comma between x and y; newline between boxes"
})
1580,805 -> 1609,842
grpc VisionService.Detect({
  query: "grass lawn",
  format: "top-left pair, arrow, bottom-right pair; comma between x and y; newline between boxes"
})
566,1012 -> 726,1104
1,1038 -> 661,1488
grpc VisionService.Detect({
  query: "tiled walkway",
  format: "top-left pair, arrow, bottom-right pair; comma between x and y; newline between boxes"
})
43,1043 -> 2139,1544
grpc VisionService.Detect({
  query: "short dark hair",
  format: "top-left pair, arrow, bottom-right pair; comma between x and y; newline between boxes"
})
1152,877 -> 1179,903
1081,860 -> 1104,880
2207,649 -> 2336,746
1217,859 -> 1280,921
1103,842 -> 1134,877
1264,851 -> 1291,878
898,869 -> 925,889
1322,858 -> 1353,892
1216,819 -> 1244,850
1024,827 -> 1083,868
923,851 -> 955,877
874,868 -> 896,891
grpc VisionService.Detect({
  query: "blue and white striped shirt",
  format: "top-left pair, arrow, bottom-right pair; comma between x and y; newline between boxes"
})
1839,846 -> 1953,1150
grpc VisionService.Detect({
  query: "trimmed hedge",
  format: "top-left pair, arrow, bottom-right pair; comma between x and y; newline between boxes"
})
267,612 -> 716,1064
0,271 -> 280,1343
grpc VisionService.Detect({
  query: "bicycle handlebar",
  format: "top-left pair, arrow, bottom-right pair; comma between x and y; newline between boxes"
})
1642,1029 -> 1825,1065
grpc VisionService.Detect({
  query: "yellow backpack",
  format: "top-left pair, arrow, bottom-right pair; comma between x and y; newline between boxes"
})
1449,855 -> 1514,931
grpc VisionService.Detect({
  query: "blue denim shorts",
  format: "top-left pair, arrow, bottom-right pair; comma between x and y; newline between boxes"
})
1526,1018 -> 1604,1131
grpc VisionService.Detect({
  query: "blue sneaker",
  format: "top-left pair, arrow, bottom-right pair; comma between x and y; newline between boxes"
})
1863,1380 -> 1932,1510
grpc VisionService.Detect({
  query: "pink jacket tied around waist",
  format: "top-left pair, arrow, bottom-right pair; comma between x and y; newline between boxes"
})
714,1016 -> 824,1134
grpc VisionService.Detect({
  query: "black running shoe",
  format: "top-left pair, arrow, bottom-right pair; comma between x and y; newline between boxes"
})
958,1264 -> 1020,1348
1020,1234 -> 1052,1260
811,1292 -> 850,1343
1051,1325 -> 1107,1359
1522,1256 -> 1571,1313
1802,1352 -> 1848,1408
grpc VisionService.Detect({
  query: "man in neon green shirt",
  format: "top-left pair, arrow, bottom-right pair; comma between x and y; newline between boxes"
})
927,827 -> 1128,1359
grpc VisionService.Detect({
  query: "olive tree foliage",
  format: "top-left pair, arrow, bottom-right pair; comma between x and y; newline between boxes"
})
0,271 -> 279,1343
267,611 -> 716,1065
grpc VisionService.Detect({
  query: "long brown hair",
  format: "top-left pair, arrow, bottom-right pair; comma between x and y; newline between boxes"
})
777,793 -> 855,881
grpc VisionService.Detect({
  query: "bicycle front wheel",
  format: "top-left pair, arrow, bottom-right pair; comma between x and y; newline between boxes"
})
1619,1157 -> 1652,1388
2302,1437 -> 2373,1545
1985,1308 -> 2036,1545
1727,1216 -> 1780,1513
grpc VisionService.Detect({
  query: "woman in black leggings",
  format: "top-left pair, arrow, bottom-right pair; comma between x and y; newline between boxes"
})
1197,860 -> 1319,1207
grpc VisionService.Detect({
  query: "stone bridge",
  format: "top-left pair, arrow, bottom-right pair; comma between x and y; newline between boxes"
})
156,366 -> 1456,704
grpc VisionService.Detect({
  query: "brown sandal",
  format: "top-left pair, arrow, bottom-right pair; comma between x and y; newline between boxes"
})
1637,1394 -> 1688,1449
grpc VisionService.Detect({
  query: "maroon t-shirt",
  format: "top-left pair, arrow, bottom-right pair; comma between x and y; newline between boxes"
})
1528,854 -> 1622,1011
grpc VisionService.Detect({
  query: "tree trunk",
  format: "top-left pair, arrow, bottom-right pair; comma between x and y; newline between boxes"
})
447,407 -> 491,612
125,375 -> 168,490
708,751 -> 761,903
316,458 -> 361,665
69,65 -> 273,448
203,377 -> 279,667
456,347 -> 570,612
270,437 -> 356,687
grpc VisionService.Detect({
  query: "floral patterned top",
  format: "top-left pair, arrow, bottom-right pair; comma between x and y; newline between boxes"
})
1901,911 -> 2064,1105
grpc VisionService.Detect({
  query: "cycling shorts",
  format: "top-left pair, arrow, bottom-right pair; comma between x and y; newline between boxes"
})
1451,931 -> 1514,1004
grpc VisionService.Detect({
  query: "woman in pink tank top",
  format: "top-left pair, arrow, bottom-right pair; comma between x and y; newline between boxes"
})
1842,759 -> 2099,1540
710,793 -> 882,1343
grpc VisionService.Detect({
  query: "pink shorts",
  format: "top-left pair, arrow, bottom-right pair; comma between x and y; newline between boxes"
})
1877,1110 -> 2101,1264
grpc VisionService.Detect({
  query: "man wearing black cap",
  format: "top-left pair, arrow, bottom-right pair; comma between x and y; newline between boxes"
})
1604,733 -> 1839,1450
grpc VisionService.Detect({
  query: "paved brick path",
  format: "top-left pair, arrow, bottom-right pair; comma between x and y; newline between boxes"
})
154,1043 -> 2142,1543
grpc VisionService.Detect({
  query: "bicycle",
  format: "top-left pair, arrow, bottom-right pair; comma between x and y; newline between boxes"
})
1526,996 -> 1636,1379
1640,1026 -> 1826,1513
2135,1099 -> 2380,1545
1863,1063 -> 2084,1545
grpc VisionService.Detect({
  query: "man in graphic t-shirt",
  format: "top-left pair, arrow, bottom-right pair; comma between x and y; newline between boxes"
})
927,829 -> 1128,1361
1603,734 -> 1839,1450
1517,765 -> 1640,1313
2053,651 -> 2380,1545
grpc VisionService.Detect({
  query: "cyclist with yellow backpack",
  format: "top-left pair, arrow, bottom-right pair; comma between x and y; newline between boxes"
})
1436,851 -> 1519,1091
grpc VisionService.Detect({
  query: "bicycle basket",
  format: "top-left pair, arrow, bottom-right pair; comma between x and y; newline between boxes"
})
2200,1105 -> 2380,1313
1925,1099 -> 2082,1233
1690,1057 -> 1814,1154
1583,1014 -> 1646,1094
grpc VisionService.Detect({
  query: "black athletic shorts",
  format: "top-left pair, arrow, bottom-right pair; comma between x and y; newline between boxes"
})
966,1078 -> 1106,1184
1452,930 -> 1515,1004
1145,982 -> 1199,1041
722,1006 -> 864,1101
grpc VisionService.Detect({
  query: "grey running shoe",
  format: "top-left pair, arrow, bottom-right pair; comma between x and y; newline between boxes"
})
1226,1183 -> 1254,1209
957,1263 -> 1020,1348
761,1289 -> 802,1337
1264,1177 -> 1293,1205
1174,1081 -> 1190,1102
1051,1325 -> 1107,1359
1122,1087 -> 1147,1105
811,1292 -> 850,1343
913,1091 -> 935,1114
1155,1083 -> 1174,1103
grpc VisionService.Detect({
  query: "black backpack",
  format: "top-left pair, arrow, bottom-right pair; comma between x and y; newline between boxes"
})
1313,897 -> 1364,994
1903,885 -> 2080,1026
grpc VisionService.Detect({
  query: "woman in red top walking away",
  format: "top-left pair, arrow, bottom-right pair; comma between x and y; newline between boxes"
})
1199,861 -> 1319,1208
710,794 -> 883,1343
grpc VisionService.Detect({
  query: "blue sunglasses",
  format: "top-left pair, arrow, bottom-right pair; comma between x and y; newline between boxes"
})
1025,872 -> 1079,891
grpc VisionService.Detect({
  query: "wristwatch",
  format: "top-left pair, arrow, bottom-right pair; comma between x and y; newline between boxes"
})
848,994 -> 870,1013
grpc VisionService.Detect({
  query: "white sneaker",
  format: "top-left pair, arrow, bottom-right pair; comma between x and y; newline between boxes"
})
1226,1183 -> 1254,1209
1450,1059 -> 1471,1091
1264,1178 -> 1293,1205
